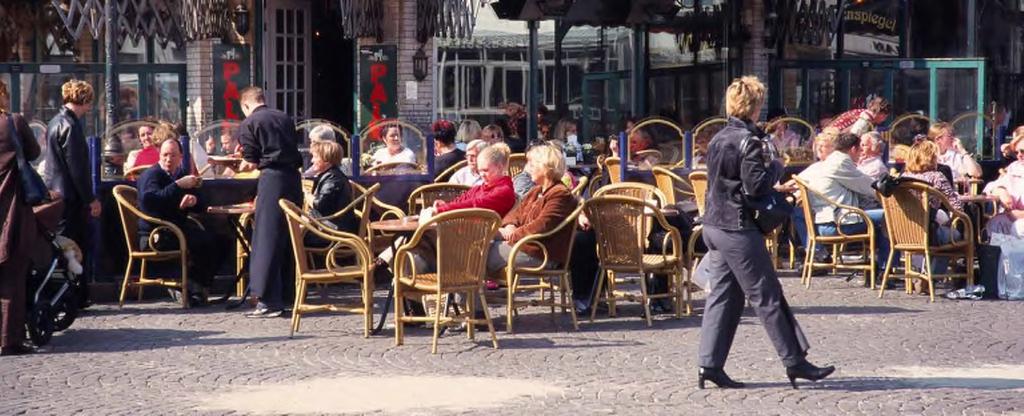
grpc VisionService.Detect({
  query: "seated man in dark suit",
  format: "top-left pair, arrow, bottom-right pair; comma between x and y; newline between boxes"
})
137,139 -> 225,301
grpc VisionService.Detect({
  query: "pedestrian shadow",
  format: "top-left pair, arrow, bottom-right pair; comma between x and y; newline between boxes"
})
43,328 -> 309,354
740,376 -> 1024,391
790,305 -> 924,315
497,336 -> 644,350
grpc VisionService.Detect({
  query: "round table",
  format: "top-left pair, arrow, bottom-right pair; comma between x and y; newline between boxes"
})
369,216 -> 432,335
206,203 -> 254,307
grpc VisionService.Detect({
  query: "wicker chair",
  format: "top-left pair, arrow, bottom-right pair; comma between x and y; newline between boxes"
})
280,200 -> 375,338
306,183 -> 381,263
124,164 -> 153,181
350,181 -> 405,254
877,181 -> 975,302
434,159 -> 467,183
687,171 -> 708,269
407,183 -> 470,215
393,209 -> 501,354
585,196 -> 688,326
364,161 -> 420,175
112,185 -> 191,308
502,203 -> 584,333
792,177 -> 877,289
570,176 -> 589,198
603,156 -> 622,184
593,182 -> 667,206
508,153 -> 528,177
651,166 -> 695,205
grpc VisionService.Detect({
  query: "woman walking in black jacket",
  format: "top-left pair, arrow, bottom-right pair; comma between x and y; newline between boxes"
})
697,76 -> 834,390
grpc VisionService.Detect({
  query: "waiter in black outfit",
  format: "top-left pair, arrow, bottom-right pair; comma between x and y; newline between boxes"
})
235,87 -> 303,318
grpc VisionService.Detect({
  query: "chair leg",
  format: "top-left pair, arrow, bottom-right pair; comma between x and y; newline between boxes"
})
290,280 -> 306,338
430,292 -> 444,354
466,290 -> 476,341
607,271 -> 617,318
138,259 -> 148,301
966,249 -> 976,287
119,258 -> 133,308
924,253 -> 935,303
639,272 -> 653,327
363,274 -> 374,339
180,259 -> 189,309
563,275 -> 579,331
506,271 -> 516,334
803,241 -> 815,287
478,290 -> 499,349
904,254 -> 913,295
673,270 -> 683,319
590,268 -> 606,323
394,283 -> 404,346
878,249 -> 896,299
869,235 -> 877,290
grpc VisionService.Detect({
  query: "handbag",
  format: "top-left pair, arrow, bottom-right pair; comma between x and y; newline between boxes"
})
6,113 -> 50,205
739,134 -> 793,234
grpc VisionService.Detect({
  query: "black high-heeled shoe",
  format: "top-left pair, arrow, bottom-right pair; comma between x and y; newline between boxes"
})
697,367 -> 746,389
785,360 -> 835,389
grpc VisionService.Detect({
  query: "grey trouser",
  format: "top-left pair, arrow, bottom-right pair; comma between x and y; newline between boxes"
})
698,226 -> 810,368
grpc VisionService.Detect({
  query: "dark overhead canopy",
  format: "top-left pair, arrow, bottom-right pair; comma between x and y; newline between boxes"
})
490,0 -> 682,26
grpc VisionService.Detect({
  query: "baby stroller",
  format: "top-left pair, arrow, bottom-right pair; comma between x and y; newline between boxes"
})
24,204 -> 85,347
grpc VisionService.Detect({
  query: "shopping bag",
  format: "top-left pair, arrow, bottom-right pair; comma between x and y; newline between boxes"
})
991,233 -> 1024,300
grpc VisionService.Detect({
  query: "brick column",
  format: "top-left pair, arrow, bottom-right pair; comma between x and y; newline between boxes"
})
186,39 -> 216,134
742,0 -> 769,83
357,0 -> 435,132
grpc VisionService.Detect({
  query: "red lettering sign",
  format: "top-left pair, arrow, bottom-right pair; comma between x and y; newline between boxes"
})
223,61 -> 241,120
369,63 -> 389,136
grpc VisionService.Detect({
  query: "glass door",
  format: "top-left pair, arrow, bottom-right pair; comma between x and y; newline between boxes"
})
264,0 -> 312,120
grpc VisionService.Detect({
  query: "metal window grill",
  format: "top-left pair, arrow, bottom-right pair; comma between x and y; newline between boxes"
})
416,0 -> 483,44
49,0 -> 229,46
338,0 -> 385,40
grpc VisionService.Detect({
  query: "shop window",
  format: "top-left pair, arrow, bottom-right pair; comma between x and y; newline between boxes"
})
148,73 -> 182,124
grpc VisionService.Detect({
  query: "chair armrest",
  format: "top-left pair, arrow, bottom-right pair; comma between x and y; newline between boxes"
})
833,206 -> 873,237
645,200 -> 683,257
302,219 -> 373,270
145,224 -> 187,252
505,204 -> 583,273
186,215 -> 206,231
321,183 -> 380,221
946,210 -> 974,245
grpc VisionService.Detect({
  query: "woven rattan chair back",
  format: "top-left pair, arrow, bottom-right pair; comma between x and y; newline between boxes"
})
113,185 -> 143,253
407,183 -> 470,214
880,181 -> 931,249
593,182 -> 667,208
363,161 -> 420,175
584,196 -> 648,271
507,153 -> 528,177
280,199 -> 316,276
688,171 -> 708,217
651,166 -> 694,205
434,159 -> 467,183
791,177 -> 822,241
431,209 -> 502,291
603,156 -> 622,183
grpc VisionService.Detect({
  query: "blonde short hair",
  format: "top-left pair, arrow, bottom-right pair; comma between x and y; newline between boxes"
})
465,139 -> 487,153
456,119 -> 482,143
310,140 -> 342,166
478,142 -> 511,169
152,121 -> 177,145
527,145 -> 566,182
725,76 -> 766,120
927,121 -> 952,140
906,140 -> 940,173
61,80 -> 94,105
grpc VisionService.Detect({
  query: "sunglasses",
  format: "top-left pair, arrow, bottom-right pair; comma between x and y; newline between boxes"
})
1016,149 -> 1024,155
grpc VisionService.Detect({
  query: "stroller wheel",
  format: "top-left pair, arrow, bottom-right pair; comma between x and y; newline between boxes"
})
27,303 -> 55,347
53,287 -> 79,331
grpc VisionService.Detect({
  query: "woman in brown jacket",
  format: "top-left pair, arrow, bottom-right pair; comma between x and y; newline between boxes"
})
0,92 -> 41,356
486,145 -> 576,276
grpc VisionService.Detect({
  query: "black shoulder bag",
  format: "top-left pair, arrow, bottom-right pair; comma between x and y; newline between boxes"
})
739,134 -> 793,235
5,113 -> 50,205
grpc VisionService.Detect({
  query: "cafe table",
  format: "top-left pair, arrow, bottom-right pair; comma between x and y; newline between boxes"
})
206,202 -> 255,308
368,216 -> 434,335
960,194 -> 998,242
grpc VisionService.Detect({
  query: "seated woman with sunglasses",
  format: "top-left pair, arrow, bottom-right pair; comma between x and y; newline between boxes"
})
984,131 -> 1024,238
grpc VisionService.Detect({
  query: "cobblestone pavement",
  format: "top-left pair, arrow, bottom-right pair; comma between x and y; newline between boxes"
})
4,272 -> 1024,415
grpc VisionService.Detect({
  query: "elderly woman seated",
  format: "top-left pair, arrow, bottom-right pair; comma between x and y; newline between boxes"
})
985,132 -> 1024,238
901,140 -> 966,279
305,140 -> 357,247
485,145 -> 577,279
376,143 -> 517,278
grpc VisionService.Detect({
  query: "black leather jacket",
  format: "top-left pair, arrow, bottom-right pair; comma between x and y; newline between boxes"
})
43,107 -> 94,207
310,167 -> 358,234
703,117 -> 783,231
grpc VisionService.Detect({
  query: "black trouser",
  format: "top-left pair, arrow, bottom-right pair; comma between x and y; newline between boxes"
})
60,201 -> 91,306
249,168 -> 302,309
569,229 -> 599,303
698,226 -> 810,368
141,221 -> 226,288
